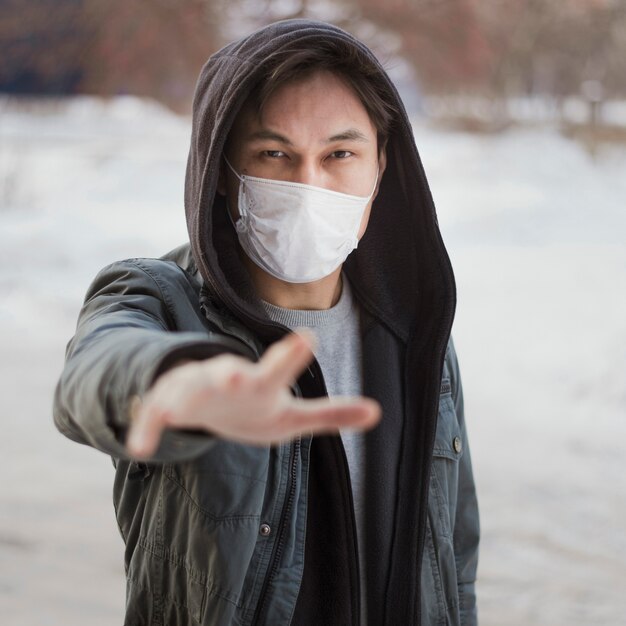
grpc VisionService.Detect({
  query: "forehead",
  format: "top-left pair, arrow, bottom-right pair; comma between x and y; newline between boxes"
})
230,70 -> 376,143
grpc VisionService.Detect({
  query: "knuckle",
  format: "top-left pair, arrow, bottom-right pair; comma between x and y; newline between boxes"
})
225,370 -> 243,389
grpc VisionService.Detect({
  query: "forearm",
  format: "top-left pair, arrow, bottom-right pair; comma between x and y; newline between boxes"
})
53,326 -> 236,462
52,259 -> 252,463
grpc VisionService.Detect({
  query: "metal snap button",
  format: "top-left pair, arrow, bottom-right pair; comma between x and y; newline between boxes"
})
259,523 -> 271,537
453,436 -> 462,453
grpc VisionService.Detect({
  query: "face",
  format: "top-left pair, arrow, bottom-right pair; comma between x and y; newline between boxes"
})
218,69 -> 387,240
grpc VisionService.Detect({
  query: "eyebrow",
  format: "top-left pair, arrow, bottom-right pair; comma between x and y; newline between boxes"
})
327,128 -> 370,143
246,128 -> 370,145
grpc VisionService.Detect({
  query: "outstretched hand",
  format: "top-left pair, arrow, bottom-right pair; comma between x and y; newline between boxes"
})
126,328 -> 381,458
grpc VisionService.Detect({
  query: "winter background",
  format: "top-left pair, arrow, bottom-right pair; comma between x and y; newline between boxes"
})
1,92 -> 624,626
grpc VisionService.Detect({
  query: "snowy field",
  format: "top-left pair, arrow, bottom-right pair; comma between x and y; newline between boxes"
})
0,95 -> 624,625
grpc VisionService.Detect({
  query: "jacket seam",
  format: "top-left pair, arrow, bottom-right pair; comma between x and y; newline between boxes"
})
128,306 -> 170,332
454,554 -> 468,626
126,574 -> 206,617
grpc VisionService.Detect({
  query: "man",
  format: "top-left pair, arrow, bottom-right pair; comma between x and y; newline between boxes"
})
53,18 -> 479,626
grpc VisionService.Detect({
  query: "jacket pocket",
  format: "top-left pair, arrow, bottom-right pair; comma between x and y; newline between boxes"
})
429,378 -> 464,540
125,466 -> 264,625
163,439 -> 269,520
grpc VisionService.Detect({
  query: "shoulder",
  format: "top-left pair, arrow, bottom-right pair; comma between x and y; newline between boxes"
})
88,243 -> 199,295
159,243 -> 200,280
137,242 -> 201,289
82,244 -> 205,328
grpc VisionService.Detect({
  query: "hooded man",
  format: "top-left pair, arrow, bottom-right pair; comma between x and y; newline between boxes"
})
53,18 -> 479,626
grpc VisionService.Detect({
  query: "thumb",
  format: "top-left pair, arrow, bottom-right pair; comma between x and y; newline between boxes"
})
126,396 -> 164,459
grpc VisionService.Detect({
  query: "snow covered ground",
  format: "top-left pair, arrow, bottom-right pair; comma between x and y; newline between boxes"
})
0,95 -> 624,625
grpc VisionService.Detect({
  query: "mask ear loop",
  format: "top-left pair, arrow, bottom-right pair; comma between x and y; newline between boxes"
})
223,154 -> 243,181
350,165 -> 380,250
223,155 -> 248,232
367,165 -> 380,199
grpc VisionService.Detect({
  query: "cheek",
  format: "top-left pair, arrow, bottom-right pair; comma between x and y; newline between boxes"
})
357,202 -> 373,239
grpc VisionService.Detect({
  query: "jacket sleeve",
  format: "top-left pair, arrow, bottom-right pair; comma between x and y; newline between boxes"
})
52,259 -> 254,463
448,336 -> 480,625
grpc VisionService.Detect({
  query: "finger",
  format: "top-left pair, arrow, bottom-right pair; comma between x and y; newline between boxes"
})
126,398 -> 167,459
257,328 -> 317,389
280,396 -> 382,438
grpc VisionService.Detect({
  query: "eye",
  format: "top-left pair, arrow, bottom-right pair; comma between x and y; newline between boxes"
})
262,150 -> 286,159
331,150 -> 354,159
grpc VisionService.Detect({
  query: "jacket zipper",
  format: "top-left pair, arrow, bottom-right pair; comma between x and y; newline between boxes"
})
252,435 -> 301,625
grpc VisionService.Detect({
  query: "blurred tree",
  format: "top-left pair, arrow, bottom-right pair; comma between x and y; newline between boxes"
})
353,0 -> 626,100
357,0 -> 492,93
0,0 -> 88,94
478,0 -> 626,97
2,0 -> 625,115
0,0 -> 223,112
79,0 -> 222,112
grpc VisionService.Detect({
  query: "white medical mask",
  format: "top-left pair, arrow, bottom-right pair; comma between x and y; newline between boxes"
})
224,155 -> 379,283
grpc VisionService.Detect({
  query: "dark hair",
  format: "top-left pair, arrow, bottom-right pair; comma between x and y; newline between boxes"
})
246,39 -> 398,154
